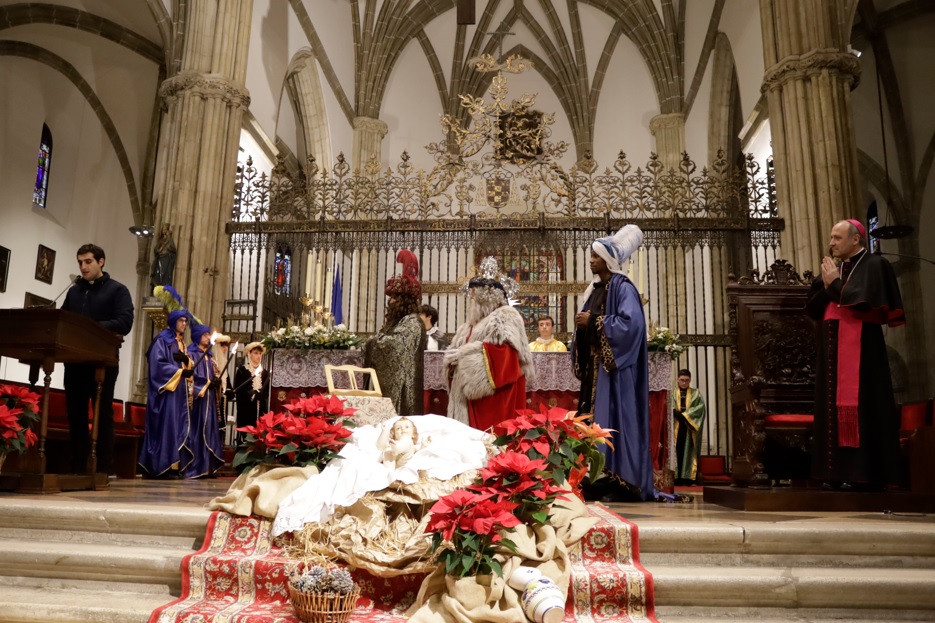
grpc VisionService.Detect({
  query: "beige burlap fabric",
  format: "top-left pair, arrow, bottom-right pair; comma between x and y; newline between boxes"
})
406,494 -> 597,623
207,464 -> 319,518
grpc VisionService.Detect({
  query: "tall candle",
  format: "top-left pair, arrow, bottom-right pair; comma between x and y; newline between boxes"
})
639,248 -> 646,295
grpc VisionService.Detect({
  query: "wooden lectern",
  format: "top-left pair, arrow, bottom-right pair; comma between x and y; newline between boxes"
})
0,309 -> 122,493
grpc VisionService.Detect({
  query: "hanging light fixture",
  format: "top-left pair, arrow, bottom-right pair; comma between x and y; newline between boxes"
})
129,225 -> 155,237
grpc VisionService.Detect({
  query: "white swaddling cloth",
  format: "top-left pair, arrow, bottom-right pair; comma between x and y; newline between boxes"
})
272,414 -> 489,536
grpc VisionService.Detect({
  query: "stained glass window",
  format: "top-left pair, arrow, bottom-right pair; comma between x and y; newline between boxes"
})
478,240 -> 565,333
274,246 -> 292,296
33,124 -> 53,207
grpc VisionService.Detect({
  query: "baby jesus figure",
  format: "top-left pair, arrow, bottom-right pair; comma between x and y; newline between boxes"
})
377,417 -> 430,471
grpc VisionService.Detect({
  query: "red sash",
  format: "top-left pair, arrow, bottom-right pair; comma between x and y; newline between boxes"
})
823,303 -> 861,447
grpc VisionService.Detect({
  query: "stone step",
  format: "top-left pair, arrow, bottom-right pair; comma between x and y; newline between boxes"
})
650,565 -> 935,611
0,499 -> 208,542
0,538 -> 189,588
638,521 -> 935,568
0,585 -> 167,623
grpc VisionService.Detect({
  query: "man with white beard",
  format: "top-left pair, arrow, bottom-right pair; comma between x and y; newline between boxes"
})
443,257 -> 534,431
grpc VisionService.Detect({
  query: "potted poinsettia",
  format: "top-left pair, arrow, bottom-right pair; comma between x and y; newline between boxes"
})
0,384 -> 41,470
233,394 -> 355,472
425,488 -> 522,578
492,407 -> 614,493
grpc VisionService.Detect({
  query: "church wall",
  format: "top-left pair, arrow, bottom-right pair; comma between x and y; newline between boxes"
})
718,0 -> 765,124
0,57 -> 140,400
246,0 -> 295,151
850,15 -> 935,398
591,35 -> 657,167
2,25 -> 159,196
380,38 -> 445,169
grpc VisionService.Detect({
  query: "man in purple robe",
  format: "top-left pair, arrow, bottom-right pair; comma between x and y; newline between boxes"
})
183,324 -> 225,478
139,309 -> 193,478
573,225 -> 655,501
806,219 -> 905,490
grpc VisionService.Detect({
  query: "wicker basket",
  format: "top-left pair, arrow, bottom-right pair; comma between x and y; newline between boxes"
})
288,583 -> 360,623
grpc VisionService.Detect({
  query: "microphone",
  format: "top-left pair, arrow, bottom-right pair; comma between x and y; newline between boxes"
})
47,274 -> 80,307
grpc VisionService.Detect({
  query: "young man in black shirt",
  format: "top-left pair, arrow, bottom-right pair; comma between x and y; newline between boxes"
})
61,243 -> 134,474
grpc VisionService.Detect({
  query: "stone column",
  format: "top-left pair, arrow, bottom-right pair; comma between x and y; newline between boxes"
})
649,113 -> 686,171
759,0 -> 861,271
352,116 -> 388,171
151,0 -> 253,326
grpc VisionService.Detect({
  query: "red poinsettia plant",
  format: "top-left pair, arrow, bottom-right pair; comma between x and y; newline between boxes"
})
425,488 -> 522,577
0,384 -> 41,455
473,451 -> 568,526
492,407 -> 615,491
233,394 -> 355,471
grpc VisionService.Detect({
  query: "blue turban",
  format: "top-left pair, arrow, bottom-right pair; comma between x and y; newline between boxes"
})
190,323 -> 212,345
167,309 -> 189,327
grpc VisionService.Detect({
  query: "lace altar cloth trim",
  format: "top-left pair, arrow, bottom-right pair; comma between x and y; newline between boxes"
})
271,349 -> 364,388
270,349 -> 671,393
149,506 -> 657,622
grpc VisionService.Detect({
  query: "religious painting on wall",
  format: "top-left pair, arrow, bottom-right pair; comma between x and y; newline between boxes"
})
35,244 -> 55,284
24,292 -> 53,308
0,245 -> 10,292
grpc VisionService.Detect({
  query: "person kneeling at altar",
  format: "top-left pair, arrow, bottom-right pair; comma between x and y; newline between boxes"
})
444,257 -> 534,431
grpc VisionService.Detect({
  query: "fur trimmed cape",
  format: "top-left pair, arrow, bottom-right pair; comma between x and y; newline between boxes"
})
444,304 -> 535,427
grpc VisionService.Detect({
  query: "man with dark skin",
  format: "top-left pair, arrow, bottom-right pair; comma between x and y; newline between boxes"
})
572,224 -> 654,501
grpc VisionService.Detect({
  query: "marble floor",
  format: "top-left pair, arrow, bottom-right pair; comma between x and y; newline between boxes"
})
5,478 -> 931,527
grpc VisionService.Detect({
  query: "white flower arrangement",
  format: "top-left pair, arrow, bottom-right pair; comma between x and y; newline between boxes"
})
262,318 -> 363,350
647,324 -> 685,360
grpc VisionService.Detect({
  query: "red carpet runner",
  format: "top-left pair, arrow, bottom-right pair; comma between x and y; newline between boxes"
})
150,504 -> 657,623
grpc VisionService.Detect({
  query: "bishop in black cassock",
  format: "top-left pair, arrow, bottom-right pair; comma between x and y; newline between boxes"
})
805,219 -> 905,489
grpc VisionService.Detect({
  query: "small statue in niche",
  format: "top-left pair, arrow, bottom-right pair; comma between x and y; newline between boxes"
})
151,223 -> 177,288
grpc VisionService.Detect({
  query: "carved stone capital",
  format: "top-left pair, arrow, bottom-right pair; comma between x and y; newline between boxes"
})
761,49 -> 860,94
159,72 -> 251,109
648,113 -> 686,135
353,116 -> 388,138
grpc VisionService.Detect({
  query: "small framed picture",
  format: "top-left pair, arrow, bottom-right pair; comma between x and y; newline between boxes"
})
24,292 -> 53,308
0,245 -> 9,292
35,244 -> 55,284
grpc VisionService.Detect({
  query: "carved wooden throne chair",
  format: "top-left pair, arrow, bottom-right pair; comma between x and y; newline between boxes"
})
728,260 -> 817,488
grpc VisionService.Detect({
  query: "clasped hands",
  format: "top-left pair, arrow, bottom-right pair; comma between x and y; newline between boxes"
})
574,311 -> 591,328
820,256 -> 838,288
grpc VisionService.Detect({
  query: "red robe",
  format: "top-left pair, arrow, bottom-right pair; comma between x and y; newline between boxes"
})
468,343 -> 527,431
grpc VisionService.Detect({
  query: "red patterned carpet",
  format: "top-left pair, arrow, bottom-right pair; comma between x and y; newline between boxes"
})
150,504 -> 657,623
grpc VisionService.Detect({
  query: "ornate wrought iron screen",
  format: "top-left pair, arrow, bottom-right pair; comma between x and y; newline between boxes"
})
225,56 -> 783,464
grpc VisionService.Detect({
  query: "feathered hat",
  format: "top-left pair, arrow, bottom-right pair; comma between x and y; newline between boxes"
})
153,285 -> 202,325
593,224 -> 643,274
385,249 -> 421,299
581,225 -> 643,305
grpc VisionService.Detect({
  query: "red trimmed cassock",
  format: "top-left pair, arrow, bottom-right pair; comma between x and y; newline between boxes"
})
805,249 -> 904,488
